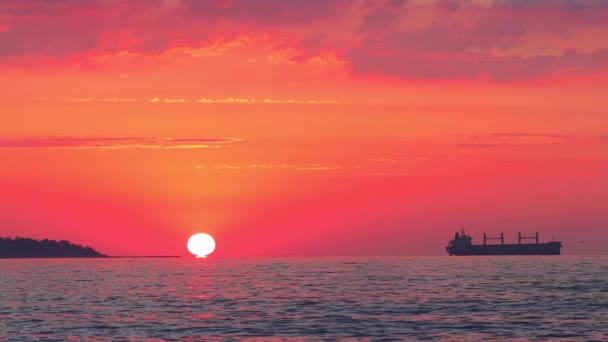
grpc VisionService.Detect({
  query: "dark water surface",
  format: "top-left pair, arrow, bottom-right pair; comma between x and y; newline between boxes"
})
1,257 -> 606,341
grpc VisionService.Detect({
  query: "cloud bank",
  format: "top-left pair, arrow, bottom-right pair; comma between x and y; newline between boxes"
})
1,0 -> 607,80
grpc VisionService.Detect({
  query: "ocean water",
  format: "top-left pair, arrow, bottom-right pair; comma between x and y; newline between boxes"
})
0,257 -> 606,341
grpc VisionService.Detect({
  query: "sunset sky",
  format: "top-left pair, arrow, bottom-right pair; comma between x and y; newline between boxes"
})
1,0 -> 607,256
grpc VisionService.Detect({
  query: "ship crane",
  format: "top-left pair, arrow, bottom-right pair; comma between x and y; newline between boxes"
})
518,232 -> 539,244
483,233 -> 504,245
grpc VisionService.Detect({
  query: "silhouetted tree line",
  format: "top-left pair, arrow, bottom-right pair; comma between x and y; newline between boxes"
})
0,237 -> 106,258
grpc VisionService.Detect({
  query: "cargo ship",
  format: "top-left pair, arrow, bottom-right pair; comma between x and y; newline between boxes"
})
446,230 -> 562,256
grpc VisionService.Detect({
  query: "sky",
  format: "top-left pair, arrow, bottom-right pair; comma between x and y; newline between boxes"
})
1,0 -> 607,256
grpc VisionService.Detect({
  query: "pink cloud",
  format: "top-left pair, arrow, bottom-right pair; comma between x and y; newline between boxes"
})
347,1 -> 608,80
0,136 -> 243,149
458,133 -> 608,148
1,0 -> 607,80
179,0 -> 349,25
0,13 -> 10,32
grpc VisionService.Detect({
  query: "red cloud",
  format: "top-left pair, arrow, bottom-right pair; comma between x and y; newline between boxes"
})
1,0 -> 607,80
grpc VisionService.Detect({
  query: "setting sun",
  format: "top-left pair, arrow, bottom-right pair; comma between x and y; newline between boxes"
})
187,233 -> 216,258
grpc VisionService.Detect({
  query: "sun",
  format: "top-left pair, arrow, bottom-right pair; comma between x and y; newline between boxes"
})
187,233 -> 216,258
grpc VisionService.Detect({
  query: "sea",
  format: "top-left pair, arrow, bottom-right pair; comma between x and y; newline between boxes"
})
0,256 -> 606,341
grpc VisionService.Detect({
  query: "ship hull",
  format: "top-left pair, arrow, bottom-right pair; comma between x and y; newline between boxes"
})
447,242 -> 562,256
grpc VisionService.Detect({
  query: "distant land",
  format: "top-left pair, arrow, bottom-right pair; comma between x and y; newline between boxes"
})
0,236 -> 182,258
0,237 -> 106,258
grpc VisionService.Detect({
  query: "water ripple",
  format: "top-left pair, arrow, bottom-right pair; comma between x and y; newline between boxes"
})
0,256 -> 607,340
